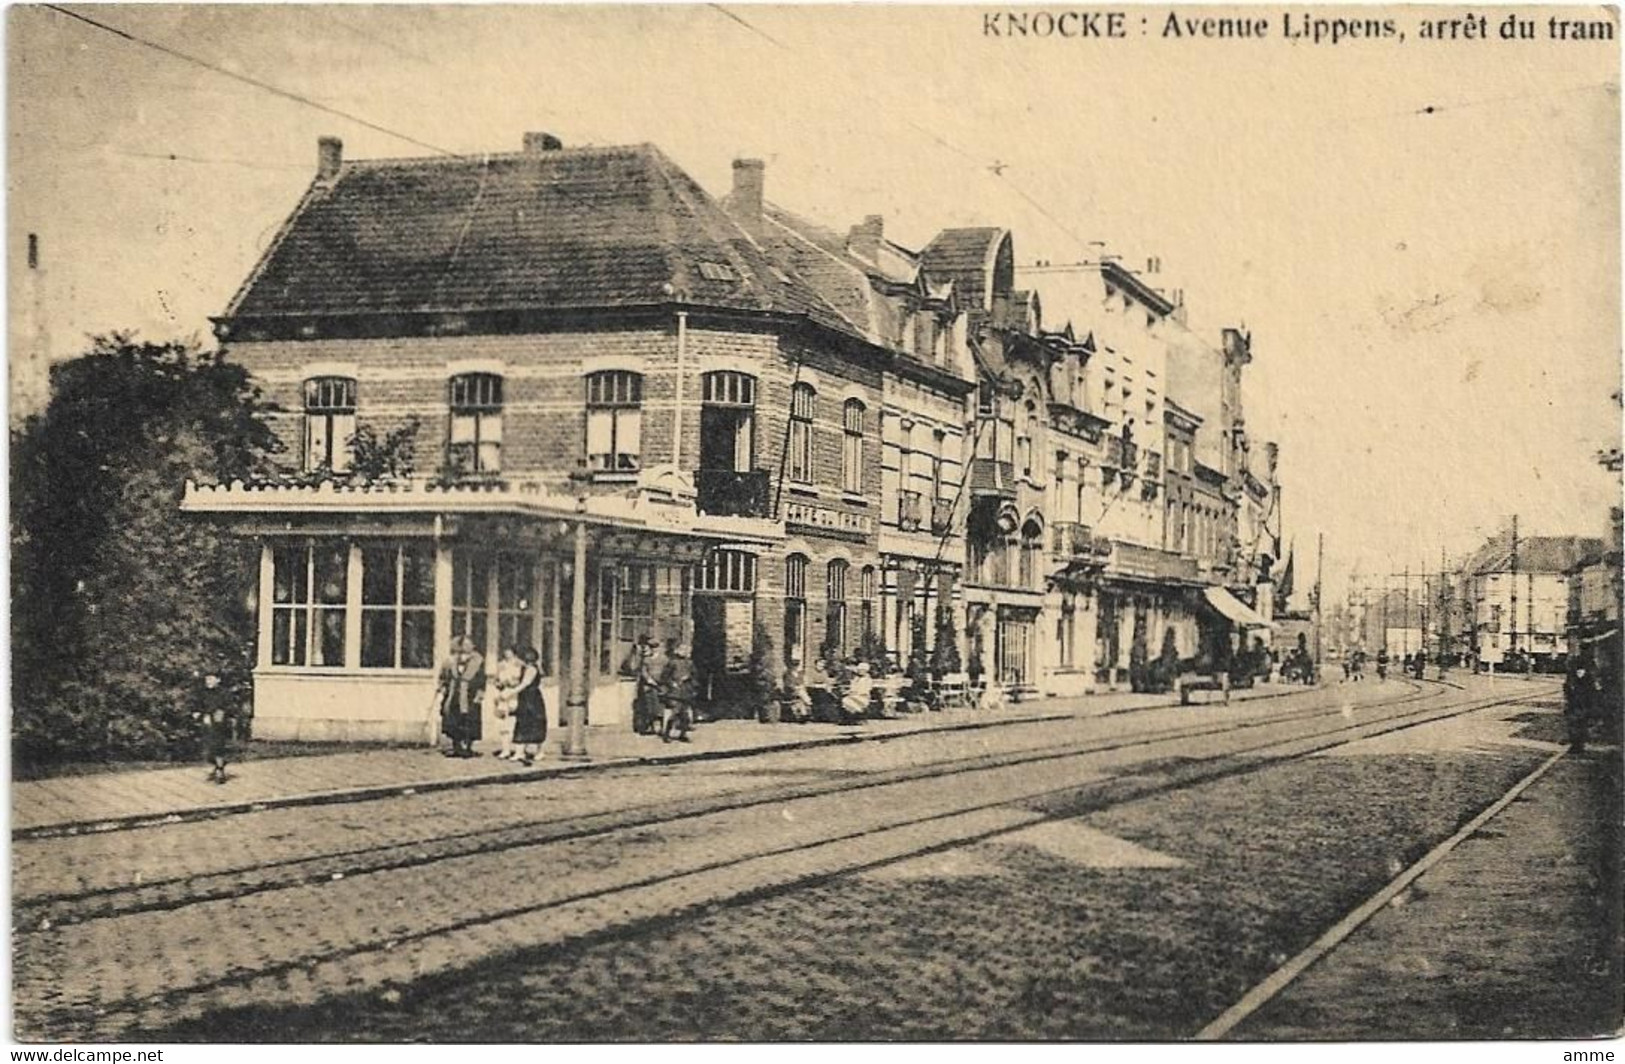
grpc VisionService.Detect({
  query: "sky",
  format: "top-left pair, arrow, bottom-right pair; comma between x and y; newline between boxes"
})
8,3 -> 1621,605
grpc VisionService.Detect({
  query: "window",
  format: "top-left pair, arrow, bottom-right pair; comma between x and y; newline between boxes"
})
842,399 -> 865,493
303,377 -> 357,473
700,371 -> 756,473
789,383 -> 815,483
451,551 -> 548,674
697,549 -> 756,594
932,430 -> 947,505
826,559 -> 848,657
449,373 -> 503,474
361,544 -> 435,669
585,371 -> 643,472
1016,435 -> 1032,480
271,543 -> 347,667
609,564 -> 657,673
784,554 -> 808,666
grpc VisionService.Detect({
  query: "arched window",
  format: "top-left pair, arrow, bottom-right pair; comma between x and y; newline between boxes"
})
585,370 -> 643,472
303,376 -> 356,473
448,373 -> 503,474
789,383 -> 816,483
825,558 -> 849,658
842,398 -> 865,493
784,554 -> 809,666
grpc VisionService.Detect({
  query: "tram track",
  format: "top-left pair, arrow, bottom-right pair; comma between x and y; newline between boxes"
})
15,679 -> 1440,932
18,679 -> 1560,1040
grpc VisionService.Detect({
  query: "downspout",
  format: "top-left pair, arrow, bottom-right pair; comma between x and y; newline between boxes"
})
674,309 -> 688,471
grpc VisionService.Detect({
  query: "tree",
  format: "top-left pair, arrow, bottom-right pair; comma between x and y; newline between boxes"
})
348,417 -> 421,482
11,335 -> 280,767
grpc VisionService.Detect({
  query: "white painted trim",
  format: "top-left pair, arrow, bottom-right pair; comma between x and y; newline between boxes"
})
445,357 -> 508,376
300,362 -> 361,381
580,353 -> 651,377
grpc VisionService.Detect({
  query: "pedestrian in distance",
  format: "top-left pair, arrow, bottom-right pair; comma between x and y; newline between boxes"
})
1564,650 -> 1598,754
491,645 -> 523,760
435,634 -> 485,758
510,645 -> 547,765
659,640 -> 696,743
633,634 -> 665,737
195,671 -> 236,785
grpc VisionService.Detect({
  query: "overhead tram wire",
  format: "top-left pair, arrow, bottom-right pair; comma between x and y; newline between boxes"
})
707,3 -> 1098,252
42,5 -> 455,157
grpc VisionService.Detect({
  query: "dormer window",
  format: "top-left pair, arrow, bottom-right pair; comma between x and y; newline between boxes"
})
449,373 -> 503,475
303,376 -> 357,473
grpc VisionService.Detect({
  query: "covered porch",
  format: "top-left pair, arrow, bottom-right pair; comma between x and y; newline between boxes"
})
182,478 -> 779,743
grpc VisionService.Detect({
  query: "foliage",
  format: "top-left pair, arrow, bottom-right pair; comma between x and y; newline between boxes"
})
349,417 -> 421,482
1128,611 -> 1150,693
11,335 -> 279,767
857,622 -> 888,678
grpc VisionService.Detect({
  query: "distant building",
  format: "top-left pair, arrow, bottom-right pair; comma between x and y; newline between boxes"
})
1463,531 -> 1605,667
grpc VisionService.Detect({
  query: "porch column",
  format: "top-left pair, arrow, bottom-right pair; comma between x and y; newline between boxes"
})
431,539 -> 454,747
562,513 -> 590,759
257,542 -> 275,670
344,542 -> 363,670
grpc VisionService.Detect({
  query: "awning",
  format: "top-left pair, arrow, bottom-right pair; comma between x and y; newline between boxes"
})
1203,586 -> 1273,629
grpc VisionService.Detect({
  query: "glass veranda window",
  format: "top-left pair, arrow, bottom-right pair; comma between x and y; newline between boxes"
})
271,543 -> 348,667
361,544 -> 436,669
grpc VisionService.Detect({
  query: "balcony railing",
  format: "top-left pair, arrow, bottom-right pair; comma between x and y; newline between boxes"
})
968,458 -> 1017,499
696,468 -> 772,518
1051,521 -> 1096,558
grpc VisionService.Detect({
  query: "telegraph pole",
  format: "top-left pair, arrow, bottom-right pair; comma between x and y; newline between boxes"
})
1402,565 -> 1410,657
1509,514 -> 1519,657
1313,531 -> 1324,667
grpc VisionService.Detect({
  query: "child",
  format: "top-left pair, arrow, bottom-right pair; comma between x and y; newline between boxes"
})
490,646 -> 524,760
196,672 -> 234,784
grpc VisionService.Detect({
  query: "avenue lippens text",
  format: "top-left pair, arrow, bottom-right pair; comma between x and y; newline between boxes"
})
982,10 -> 1615,43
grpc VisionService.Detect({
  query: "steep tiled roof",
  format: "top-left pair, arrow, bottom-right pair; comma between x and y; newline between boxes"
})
226,144 -> 856,336
920,227 -> 1006,310
1466,534 -> 1606,575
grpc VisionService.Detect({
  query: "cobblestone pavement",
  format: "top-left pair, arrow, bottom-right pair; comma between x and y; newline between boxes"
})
151,686 -> 1574,1041
1234,751 -> 1623,1039
12,678 -> 1554,1040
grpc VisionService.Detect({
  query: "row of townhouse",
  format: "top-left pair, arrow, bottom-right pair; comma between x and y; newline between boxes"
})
1459,528 -> 1606,667
184,133 -> 1283,742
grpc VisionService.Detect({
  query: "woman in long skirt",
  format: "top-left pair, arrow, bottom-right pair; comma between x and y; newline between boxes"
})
511,645 -> 548,765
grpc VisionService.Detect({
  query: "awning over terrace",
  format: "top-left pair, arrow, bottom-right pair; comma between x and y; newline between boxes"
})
1202,586 -> 1273,629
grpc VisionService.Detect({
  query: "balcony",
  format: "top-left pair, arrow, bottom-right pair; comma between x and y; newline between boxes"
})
897,490 -> 924,531
1051,521 -> 1097,559
931,498 -> 955,536
968,458 -> 1017,500
695,468 -> 771,519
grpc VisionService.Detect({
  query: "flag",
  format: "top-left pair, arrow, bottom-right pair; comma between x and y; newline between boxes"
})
1277,546 -> 1295,600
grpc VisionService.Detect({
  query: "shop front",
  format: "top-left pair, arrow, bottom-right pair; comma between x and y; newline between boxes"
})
183,478 -> 779,742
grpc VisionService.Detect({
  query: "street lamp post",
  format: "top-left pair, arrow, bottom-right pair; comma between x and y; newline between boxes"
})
562,505 -> 590,760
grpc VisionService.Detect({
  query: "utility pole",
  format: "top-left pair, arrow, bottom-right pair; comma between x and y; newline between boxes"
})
1313,531 -> 1324,667
1440,545 -> 1450,663
1509,514 -> 1519,657
562,500 -> 591,760
1402,565 -> 1410,657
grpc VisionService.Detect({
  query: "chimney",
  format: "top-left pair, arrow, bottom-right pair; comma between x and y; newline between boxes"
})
523,131 -> 564,154
731,158 -> 765,232
848,214 -> 885,261
317,136 -> 343,180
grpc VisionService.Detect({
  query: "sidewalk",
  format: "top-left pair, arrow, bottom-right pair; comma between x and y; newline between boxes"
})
1235,748 -> 1624,1039
10,682 -> 1299,838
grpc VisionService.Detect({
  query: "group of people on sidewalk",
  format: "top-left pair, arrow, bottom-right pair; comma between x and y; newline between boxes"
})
628,636 -> 697,743
435,635 -> 547,764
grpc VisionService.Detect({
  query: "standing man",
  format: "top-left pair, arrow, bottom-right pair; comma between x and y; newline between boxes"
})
436,635 -> 486,758
659,640 -> 696,743
1564,650 -> 1598,754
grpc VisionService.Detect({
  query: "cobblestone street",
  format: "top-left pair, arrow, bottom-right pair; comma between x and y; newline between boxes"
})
15,675 -> 1616,1042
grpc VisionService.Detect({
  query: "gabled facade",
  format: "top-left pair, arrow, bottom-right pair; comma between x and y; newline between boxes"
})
187,135 -> 976,740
